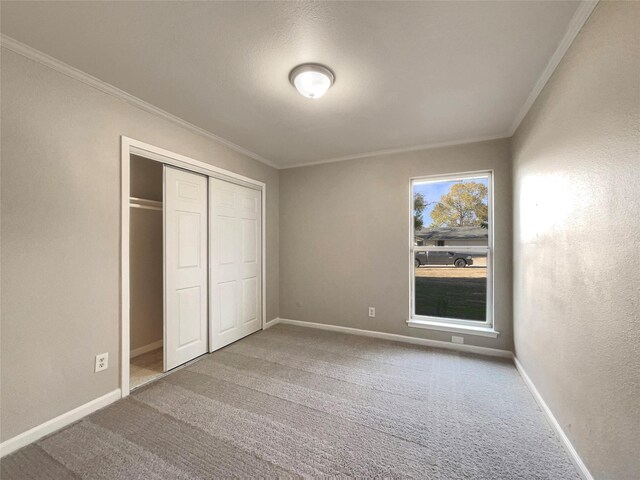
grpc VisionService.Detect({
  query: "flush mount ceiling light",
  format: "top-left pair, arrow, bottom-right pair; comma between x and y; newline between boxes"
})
289,63 -> 335,99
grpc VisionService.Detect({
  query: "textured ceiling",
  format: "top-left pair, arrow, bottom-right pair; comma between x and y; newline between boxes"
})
1,1 -> 581,167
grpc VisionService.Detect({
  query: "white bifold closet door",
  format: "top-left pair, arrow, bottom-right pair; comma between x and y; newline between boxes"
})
164,166 -> 208,370
209,178 -> 262,351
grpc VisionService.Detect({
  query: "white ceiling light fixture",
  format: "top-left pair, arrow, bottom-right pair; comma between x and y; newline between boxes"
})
289,63 -> 335,99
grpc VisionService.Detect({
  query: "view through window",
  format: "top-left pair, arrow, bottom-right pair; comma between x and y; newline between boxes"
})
412,173 -> 491,324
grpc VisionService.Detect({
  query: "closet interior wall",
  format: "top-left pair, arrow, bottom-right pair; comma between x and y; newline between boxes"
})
129,155 -> 163,357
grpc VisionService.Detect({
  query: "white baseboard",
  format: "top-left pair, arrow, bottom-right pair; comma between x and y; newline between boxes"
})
130,340 -> 163,358
263,317 -> 281,329
0,389 -> 121,458
275,318 -> 513,359
514,357 -> 593,480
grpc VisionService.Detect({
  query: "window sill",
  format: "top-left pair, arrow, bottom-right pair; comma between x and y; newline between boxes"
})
407,318 -> 499,338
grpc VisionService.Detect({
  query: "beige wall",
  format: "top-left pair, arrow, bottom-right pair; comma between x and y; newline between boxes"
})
279,138 -> 513,351
0,49 -> 279,441
511,2 -> 640,479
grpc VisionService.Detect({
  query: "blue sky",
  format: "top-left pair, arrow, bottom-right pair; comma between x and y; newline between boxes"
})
413,177 -> 488,227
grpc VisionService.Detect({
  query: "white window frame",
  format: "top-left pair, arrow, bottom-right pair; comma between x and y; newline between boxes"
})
407,170 -> 498,338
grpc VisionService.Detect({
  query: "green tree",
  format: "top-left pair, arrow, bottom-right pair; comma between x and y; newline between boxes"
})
414,192 -> 428,231
430,182 -> 488,227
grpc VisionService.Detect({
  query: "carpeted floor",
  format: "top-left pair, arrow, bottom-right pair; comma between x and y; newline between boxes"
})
1,324 -> 579,479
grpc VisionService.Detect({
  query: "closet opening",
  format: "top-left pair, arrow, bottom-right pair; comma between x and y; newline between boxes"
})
121,136 -> 267,398
129,154 -> 164,389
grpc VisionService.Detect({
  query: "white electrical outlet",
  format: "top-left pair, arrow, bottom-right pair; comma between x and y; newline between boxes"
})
368,307 -> 375,317
95,353 -> 108,372
451,335 -> 464,344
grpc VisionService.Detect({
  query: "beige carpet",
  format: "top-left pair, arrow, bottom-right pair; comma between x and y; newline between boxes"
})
1,324 -> 579,479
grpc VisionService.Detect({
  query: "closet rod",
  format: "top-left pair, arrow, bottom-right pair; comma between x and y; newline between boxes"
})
130,203 -> 162,212
129,196 -> 162,211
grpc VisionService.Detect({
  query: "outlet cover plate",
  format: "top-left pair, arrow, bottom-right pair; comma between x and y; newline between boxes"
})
95,353 -> 108,372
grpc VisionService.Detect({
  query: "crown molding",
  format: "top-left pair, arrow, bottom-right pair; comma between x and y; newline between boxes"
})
280,1 -> 598,170
281,134 -> 510,169
2,0 -> 598,171
0,34 -> 280,169
508,0 -> 599,136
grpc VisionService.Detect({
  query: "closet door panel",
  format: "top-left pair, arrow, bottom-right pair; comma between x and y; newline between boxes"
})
242,277 -> 258,324
210,178 -> 261,351
219,281 -> 238,333
165,166 -> 208,370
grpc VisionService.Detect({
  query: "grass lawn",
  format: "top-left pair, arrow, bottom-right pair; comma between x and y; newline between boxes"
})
414,275 -> 486,321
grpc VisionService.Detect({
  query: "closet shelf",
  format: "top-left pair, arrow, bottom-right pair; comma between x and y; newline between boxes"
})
130,196 -> 162,211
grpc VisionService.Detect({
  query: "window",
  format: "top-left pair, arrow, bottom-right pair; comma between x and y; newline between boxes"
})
409,171 -> 495,335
